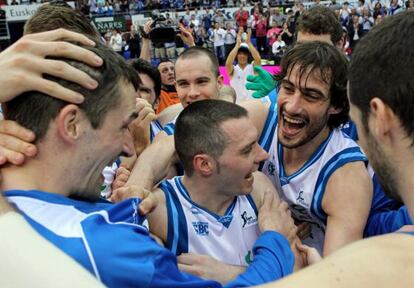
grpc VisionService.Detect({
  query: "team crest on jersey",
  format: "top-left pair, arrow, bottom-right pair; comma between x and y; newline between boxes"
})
241,211 -> 257,228
192,221 -> 209,236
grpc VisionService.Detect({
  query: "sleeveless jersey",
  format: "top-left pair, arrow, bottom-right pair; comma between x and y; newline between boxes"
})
230,64 -> 255,103
259,106 -> 367,253
159,176 -> 260,266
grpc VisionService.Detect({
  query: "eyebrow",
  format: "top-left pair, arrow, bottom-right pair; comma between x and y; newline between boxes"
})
281,79 -> 327,99
240,140 -> 256,153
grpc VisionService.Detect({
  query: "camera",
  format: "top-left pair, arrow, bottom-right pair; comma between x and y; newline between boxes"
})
141,12 -> 179,44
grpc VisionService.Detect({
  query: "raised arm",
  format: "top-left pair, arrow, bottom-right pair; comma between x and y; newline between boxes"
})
246,28 -> 261,67
225,28 -> 243,78
139,20 -> 153,62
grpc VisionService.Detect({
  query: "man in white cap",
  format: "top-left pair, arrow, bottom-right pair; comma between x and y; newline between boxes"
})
225,28 -> 261,103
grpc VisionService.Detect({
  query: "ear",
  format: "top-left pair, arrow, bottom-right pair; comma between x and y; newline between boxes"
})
193,154 -> 215,176
217,75 -> 224,90
368,97 -> 393,139
328,105 -> 342,116
56,104 -> 87,144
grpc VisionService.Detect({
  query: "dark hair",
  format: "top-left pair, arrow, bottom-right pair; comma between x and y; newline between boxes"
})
157,58 -> 174,68
5,43 -> 140,141
349,10 -> 414,140
24,4 -> 100,41
129,58 -> 162,99
177,46 -> 220,77
175,100 -> 248,176
296,6 -> 343,45
276,41 -> 349,128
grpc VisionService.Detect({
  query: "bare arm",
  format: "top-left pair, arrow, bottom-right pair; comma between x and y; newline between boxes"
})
139,20 -> 153,62
246,28 -> 261,67
259,233 -> 414,288
322,161 -> 373,255
121,134 -> 178,199
225,28 -> 242,78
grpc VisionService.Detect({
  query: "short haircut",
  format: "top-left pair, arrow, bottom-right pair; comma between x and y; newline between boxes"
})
176,46 -> 220,77
175,100 -> 248,176
24,4 -> 100,41
129,58 -> 162,98
276,41 -> 349,129
296,6 -> 343,46
157,58 -> 174,69
349,10 -> 414,140
5,42 -> 140,141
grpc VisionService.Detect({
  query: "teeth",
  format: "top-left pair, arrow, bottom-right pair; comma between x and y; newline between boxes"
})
283,115 -> 304,124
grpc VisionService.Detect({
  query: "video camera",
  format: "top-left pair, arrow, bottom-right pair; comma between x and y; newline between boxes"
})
140,12 -> 179,44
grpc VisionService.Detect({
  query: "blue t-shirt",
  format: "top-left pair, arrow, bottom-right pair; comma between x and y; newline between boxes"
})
5,190 -> 294,287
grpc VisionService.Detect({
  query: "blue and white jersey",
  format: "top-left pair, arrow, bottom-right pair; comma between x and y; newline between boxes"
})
163,116 -> 178,136
160,176 -> 260,266
259,107 -> 367,253
150,119 -> 164,142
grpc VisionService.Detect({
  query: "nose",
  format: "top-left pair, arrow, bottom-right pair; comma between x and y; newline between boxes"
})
121,130 -> 135,158
283,92 -> 303,114
188,84 -> 201,100
255,144 -> 269,163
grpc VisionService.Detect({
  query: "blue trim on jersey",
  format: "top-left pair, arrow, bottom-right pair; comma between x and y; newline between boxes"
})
246,194 -> 258,216
150,120 -> 163,142
115,157 -> 122,167
258,99 -> 278,153
159,181 -> 189,255
175,177 -> 237,228
164,122 -> 176,136
311,147 -> 367,222
278,131 -> 334,186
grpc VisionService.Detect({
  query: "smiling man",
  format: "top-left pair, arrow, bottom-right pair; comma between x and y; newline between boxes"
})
242,41 -> 373,255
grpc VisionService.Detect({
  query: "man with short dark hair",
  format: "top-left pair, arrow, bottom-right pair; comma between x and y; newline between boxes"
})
156,59 -> 180,114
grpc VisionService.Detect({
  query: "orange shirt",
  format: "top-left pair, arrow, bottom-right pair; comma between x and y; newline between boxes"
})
156,89 -> 180,114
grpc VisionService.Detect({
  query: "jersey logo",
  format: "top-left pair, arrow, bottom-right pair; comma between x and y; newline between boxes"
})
244,250 -> 254,264
241,211 -> 257,228
192,221 -> 209,236
190,206 -> 202,215
296,190 -> 307,206
267,162 -> 276,176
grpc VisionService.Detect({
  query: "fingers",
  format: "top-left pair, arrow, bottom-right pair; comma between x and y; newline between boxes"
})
138,190 -> 158,215
24,28 -> 96,47
0,120 -> 35,143
246,74 -> 260,84
40,58 -> 98,89
25,77 -> 86,104
251,91 -> 267,99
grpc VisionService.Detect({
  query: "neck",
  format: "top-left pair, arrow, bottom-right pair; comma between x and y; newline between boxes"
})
391,144 -> 414,219
181,175 -> 234,216
282,126 -> 331,176
1,151 -> 71,196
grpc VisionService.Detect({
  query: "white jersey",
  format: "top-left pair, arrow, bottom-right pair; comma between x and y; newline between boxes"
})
259,103 -> 367,253
159,176 -> 260,266
230,64 -> 255,103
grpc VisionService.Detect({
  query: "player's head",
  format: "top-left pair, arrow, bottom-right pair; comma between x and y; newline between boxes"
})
24,4 -> 100,41
349,10 -> 414,203
175,46 -> 223,108
237,44 -> 251,66
157,59 -> 175,86
175,100 -> 268,195
276,41 -> 349,149
296,6 -> 344,48
5,42 -> 140,200
129,58 -> 161,107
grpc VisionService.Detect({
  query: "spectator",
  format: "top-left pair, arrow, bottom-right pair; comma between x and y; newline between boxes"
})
109,28 -> 123,55
360,7 -> 374,36
212,21 -> 226,64
213,9 -> 225,26
224,23 -> 237,58
269,8 -> 284,27
255,13 -> 268,55
128,27 -> 141,59
271,33 -> 286,63
235,4 -> 249,30
266,20 -> 282,47
339,2 -> 351,26
348,14 -> 363,50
